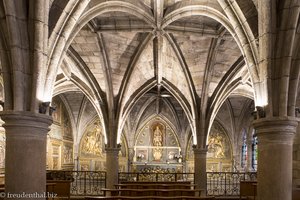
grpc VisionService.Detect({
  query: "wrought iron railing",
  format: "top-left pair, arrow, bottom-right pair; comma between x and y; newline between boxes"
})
118,172 -> 195,183
47,170 -> 106,196
44,171 -> 257,196
206,172 -> 257,196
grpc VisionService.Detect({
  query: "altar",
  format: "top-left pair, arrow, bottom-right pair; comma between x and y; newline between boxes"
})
132,118 -> 183,172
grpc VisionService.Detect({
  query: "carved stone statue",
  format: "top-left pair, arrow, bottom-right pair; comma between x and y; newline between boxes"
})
152,126 -> 163,161
153,126 -> 163,146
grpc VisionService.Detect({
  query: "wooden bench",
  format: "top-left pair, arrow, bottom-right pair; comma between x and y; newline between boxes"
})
293,187 -> 300,200
214,197 -> 247,200
85,196 -> 214,200
120,181 -> 192,185
115,183 -> 196,190
240,181 -> 256,200
46,180 -> 72,199
102,188 -> 204,197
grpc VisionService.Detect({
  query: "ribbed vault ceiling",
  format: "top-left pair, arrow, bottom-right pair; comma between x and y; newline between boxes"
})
50,0 -> 256,141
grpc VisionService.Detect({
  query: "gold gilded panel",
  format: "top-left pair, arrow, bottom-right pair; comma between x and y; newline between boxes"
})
80,121 -> 104,158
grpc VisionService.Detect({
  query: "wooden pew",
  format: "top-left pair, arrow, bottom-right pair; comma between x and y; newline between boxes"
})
239,181 -> 256,200
293,187 -> 300,200
85,196 -> 214,200
215,197 -> 247,200
115,183 -> 196,190
120,181 -> 191,185
46,180 -> 72,199
101,188 -> 204,197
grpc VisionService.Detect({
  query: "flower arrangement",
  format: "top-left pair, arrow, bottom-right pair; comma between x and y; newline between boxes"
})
174,153 -> 183,163
137,153 -> 145,160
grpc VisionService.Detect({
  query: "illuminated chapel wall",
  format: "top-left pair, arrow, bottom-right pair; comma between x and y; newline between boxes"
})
186,121 -> 232,172
79,118 -> 127,172
133,117 -> 182,172
47,96 -> 74,170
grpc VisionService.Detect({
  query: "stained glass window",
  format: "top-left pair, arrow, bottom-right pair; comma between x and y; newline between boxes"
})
252,134 -> 258,171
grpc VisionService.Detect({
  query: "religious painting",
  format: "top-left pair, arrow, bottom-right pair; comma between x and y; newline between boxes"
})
52,144 -> 61,169
53,157 -> 59,170
207,134 -> 225,158
63,143 -> 73,164
80,121 -> 104,157
207,122 -> 231,159
52,144 -> 60,156
62,110 -> 72,140
51,98 -> 61,123
186,121 -> 232,172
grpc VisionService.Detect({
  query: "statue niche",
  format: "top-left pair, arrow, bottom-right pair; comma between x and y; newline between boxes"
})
134,117 -> 181,169
152,125 -> 164,161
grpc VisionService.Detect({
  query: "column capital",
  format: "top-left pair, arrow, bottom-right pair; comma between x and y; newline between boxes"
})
105,147 -> 121,154
193,146 -> 208,155
0,111 -> 52,130
253,116 -> 299,138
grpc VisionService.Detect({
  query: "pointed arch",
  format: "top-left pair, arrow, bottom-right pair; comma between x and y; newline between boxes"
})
45,0 -> 155,102
161,2 -> 262,107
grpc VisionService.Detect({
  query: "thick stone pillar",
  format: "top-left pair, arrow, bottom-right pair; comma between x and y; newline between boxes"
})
105,147 -> 120,190
253,117 -> 298,200
0,111 -> 52,200
193,148 -> 207,196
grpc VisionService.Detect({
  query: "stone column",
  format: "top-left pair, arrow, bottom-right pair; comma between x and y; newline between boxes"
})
105,147 -> 120,190
232,153 -> 241,172
246,126 -> 254,172
253,117 -> 298,200
0,111 -> 52,200
127,148 -> 134,172
246,137 -> 253,172
193,147 -> 207,196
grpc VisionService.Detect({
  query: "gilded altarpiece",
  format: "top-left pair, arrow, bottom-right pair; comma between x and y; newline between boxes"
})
186,122 -> 232,172
79,119 -> 127,171
47,97 -> 74,170
133,117 -> 182,172
80,120 -> 105,171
